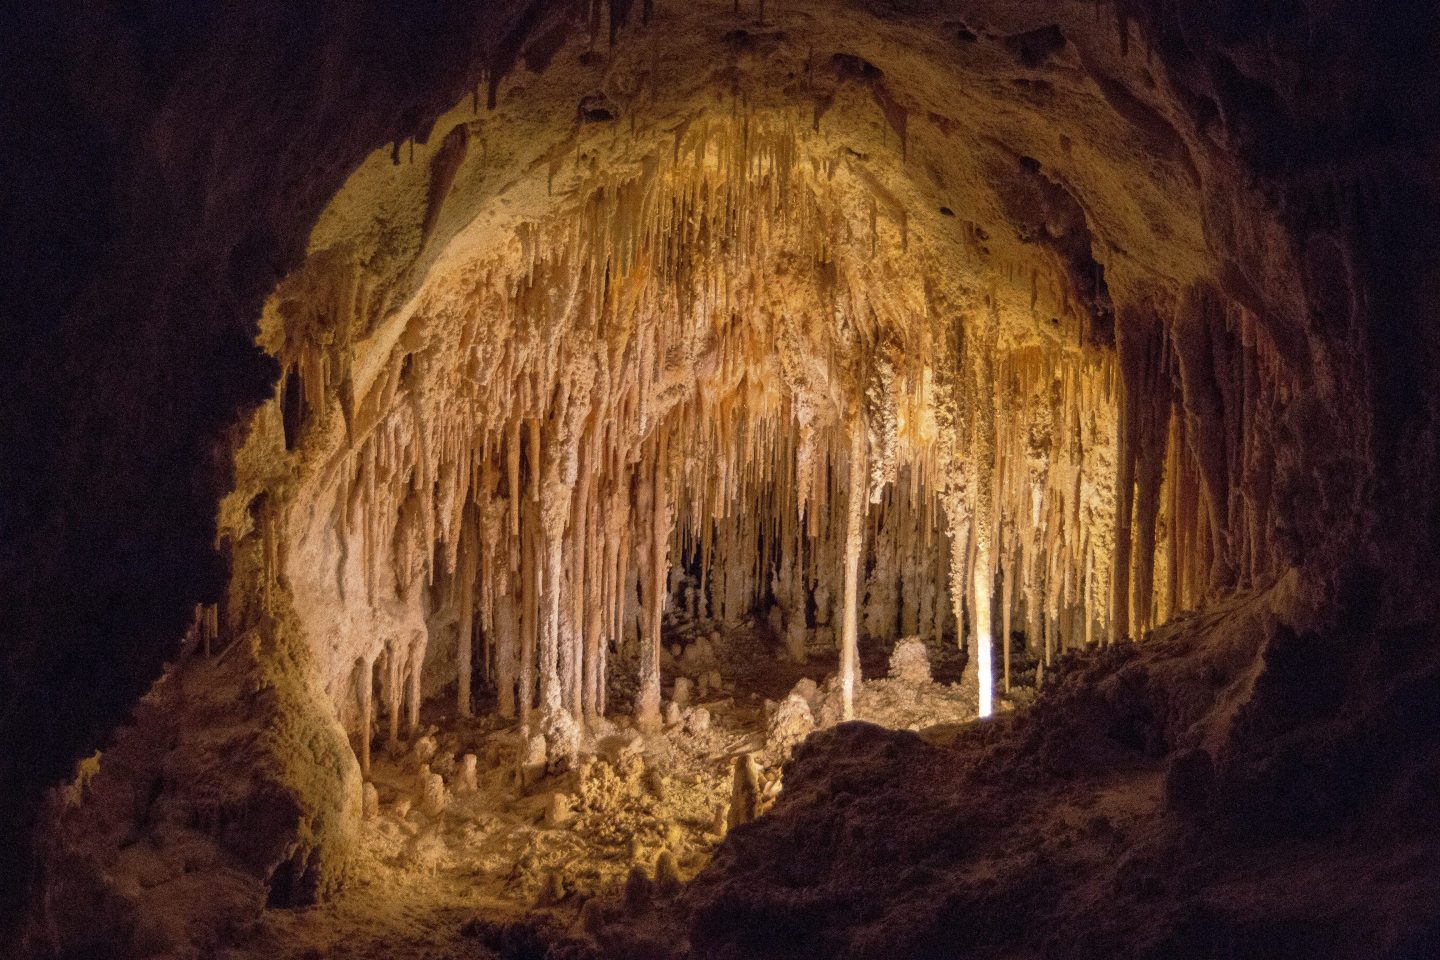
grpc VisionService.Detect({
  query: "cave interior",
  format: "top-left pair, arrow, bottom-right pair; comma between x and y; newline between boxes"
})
5,0 -> 1440,958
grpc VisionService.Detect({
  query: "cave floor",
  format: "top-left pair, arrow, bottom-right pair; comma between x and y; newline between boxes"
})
221,620 -> 979,959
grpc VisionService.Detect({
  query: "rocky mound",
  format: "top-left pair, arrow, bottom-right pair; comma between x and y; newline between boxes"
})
681,582 -> 1440,960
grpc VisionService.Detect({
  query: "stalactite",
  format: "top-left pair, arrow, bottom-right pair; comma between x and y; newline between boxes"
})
1001,541 -> 1015,693
406,631 -> 424,737
839,411 -> 867,721
385,643 -> 402,750
456,523 -> 476,717
358,656 -> 373,778
519,510 -> 538,729
639,430 -> 673,731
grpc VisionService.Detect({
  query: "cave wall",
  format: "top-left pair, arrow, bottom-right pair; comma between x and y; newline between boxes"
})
4,0 -> 1438,954
0,0 -> 540,940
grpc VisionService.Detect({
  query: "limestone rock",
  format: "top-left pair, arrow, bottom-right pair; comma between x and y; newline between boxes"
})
680,636 -> 717,675
405,825 -> 445,876
419,773 -> 447,817
728,753 -> 761,831
541,709 -> 581,774
519,733 -> 547,787
684,706 -> 712,735
786,620 -> 809,663
587,714 -> 619,739
544,791 -> 572,828
644,766 -> 667,800
410,734 -> 438,767
432,749 -> 457,778
539,870 -> 566,906
654,850 -> 682,898
888,636 -> 932,684
597,729 -> 644,765
581,898 -> 609,935
790,677 -> 820,712
672,676 -> 694,706
455,753 -> 478,794
814,676 -> 844,728
711,803 -> 728,838
766,692 -> 815,757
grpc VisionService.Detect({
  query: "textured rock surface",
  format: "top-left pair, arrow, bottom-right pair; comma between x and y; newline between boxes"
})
766,693 -> 818,760
684,585 -> 1440,959
887,637 -> 932,685
30,620 -> 361,958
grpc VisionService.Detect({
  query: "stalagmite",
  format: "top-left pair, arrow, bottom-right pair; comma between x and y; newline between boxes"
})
636,431 -> 672,732
519,517 -> 537,730
456,531 -> 476,717
1001,546 -> 1015,694
839,413 -> 866,721
420,773 -> 446,817
728,753 -> 761,830
406,634 -> 424,737
654,850 -> 682,899
386,645 -> 402,751
456,753 -> 478,793
357,656 -> 374,778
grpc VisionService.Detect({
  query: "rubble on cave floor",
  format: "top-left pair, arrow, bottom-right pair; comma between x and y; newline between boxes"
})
223,620 -> 978,959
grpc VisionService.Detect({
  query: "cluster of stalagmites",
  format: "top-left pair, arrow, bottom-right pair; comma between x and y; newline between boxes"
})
353,670 -> 782,903
342,606 -> 978,915
757,633 -> 974,759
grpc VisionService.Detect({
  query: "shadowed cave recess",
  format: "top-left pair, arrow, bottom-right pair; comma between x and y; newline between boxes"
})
4,0 -> 1440,957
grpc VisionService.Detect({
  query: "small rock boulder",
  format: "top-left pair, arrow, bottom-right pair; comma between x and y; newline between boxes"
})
597,729 -> 645,766
684,706 -> 712,736
544,791 -> 573,828
888,636 -> 932,684
789,677 -> 820,712
766,693 -> 815,756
